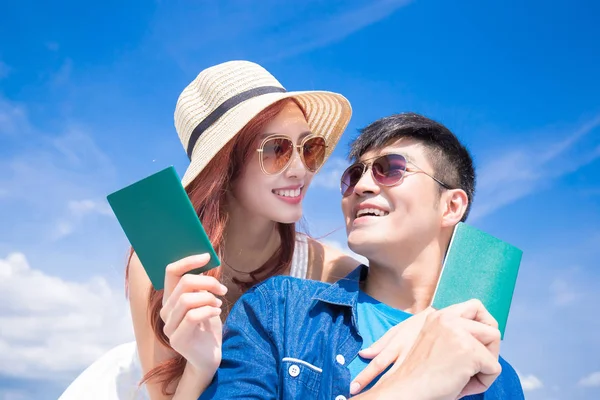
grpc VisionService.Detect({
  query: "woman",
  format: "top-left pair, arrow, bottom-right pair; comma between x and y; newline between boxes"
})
60,60 -> 359,400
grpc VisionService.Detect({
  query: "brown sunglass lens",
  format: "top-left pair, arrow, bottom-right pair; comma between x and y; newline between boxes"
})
302,137 -> 326,171
262,138 -> 293,173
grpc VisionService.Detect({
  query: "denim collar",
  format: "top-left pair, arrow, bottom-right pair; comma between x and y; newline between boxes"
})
312,264 -> 369,308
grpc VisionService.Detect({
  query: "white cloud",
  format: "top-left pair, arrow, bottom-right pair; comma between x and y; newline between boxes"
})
313,157 -> 348,190
470,116 -> 600,220
578,371 -> 600,387
517,371 -> 544,391
0,252 -> 133,382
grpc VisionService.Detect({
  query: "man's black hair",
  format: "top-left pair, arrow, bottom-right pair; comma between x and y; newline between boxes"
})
349,112 -> 476,221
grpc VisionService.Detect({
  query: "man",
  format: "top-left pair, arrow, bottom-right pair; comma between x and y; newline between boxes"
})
200,113 -> 524,399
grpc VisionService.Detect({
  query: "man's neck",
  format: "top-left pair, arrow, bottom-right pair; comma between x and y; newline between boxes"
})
362,240 -> 448,314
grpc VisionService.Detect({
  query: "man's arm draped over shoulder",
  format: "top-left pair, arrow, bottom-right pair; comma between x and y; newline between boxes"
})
199,285 -> 279,400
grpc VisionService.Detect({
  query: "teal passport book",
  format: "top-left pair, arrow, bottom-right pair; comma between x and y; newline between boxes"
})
107,166 -> 220,291
431,222 -> 522,339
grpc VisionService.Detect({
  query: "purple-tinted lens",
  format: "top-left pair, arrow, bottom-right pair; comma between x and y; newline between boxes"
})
372,154 -> 407,185
340,154 -> 408,196
340,164 -> 365,196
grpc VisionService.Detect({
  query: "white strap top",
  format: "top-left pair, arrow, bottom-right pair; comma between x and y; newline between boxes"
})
289,233 -> 309,279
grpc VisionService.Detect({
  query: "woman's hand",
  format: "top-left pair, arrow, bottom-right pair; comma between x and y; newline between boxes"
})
160,253 -> 227,374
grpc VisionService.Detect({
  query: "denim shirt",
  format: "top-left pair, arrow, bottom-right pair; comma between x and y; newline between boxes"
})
200,266 -> 525,400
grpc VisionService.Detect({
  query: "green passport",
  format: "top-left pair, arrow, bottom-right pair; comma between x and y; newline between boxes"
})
107,166 -> 220,291
431,222 -> 522,338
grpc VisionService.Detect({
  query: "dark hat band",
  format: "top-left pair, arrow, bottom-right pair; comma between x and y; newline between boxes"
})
186,86 -> 287,159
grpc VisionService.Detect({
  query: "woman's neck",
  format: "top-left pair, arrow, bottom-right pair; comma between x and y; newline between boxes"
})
221,193 -> 283,277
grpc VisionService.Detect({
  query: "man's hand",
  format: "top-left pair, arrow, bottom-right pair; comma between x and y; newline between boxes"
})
355,299 -> 502,400
349,307 -> 435,395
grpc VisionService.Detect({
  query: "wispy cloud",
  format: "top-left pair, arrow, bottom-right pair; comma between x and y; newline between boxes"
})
470,116 -> 600,220
261,0 -> 414,62
578,371 -> 600,387
52,199 -> 114,240
550,275 -> 584,306
0,96 -> 117,240
151,0 -> 412,73
0,97 -> 30,136
68,199 -> 112,217
50,58 -> 73,87
0,60 -> 11,79
1,126 -> 116,204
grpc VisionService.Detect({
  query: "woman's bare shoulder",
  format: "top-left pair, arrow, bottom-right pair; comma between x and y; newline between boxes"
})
308,238 -> 362,283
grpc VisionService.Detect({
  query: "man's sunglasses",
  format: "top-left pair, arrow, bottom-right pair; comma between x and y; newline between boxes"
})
257,134 -> 327,175
340,153 -> 452,197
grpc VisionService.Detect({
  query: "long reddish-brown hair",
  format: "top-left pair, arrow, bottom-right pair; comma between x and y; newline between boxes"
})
125,98 -> 306,395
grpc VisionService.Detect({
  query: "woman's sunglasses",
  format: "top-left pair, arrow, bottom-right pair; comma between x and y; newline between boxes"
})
257,134 -> 328,175
340,153 -> 452,197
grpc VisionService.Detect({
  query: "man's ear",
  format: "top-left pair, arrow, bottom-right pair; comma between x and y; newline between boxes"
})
441,189 -> 468,228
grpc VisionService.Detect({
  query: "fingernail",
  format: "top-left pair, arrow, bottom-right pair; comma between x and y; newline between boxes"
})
220,284 -> 228,294
349,382 -> 361,395
358,348 -> 370,355
216,298 -> 223,307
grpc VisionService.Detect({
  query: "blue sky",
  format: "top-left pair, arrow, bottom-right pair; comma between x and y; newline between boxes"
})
1,0 -> 599,399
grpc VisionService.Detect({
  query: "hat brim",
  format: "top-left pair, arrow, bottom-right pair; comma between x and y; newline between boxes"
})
181,90 -> 351,188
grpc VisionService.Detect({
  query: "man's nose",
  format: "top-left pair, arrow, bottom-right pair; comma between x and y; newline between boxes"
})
353,167 -> 380,196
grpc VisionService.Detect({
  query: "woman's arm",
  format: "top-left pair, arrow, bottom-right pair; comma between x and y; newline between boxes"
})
308,239 -> 362,283
128,252 -> 180,399
128,253 -> 224,400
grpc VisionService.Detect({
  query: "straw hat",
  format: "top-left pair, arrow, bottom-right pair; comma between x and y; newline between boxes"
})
174,60 -> 352,188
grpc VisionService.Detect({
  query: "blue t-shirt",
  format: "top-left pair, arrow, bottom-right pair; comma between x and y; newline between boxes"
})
347,290 -> 413,390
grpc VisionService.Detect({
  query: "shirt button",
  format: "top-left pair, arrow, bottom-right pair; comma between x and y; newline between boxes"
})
335,354 -> 345,365
288,364 -> 300,377
335,396 -> 347,400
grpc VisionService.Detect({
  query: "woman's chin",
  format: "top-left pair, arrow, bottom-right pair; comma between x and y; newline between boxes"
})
271,208 -> 303,225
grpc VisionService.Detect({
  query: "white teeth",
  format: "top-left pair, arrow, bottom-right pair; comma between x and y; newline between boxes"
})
356,208 -> 388,218
274,188 -> 301,197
